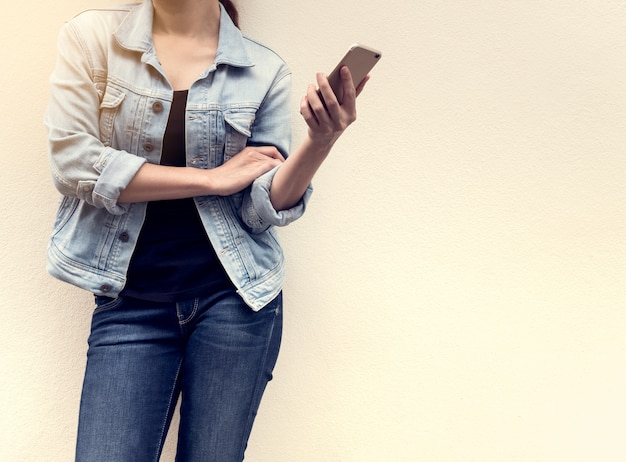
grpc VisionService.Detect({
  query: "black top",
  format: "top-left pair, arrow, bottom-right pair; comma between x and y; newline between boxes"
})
122,90 -> 234,302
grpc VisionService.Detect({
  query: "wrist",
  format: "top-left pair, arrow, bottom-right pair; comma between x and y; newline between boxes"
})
305,131 -> 341,151
198,167 -> 223,196
184,166 -> 218,196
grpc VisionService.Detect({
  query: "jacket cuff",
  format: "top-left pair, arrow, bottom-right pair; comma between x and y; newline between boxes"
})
243,166 -> 313,231
86,147 -> 147,215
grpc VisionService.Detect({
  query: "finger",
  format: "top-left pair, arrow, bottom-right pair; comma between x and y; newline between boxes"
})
300,94 -> 319,127
250,151 -> 283,171
355,74 -> 370,97
339,66 -> 357,113
315,73 -> 340,119
265,156 -> 284,169
250,145 -> 285,161
307,81 -> 332,124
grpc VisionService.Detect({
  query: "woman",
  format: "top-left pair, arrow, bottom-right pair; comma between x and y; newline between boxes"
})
45,0 -> 367,460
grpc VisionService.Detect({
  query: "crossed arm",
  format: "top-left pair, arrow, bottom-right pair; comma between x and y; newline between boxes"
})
117,67 -> 368,211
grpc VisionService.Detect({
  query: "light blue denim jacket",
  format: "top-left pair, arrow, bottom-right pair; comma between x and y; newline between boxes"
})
45,1 -> 312,311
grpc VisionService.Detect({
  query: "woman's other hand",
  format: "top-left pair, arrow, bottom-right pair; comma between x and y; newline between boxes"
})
118,146 -> 283,203
268,67 -> 370,211
300,66 -> 369,146
212,146 -> 285,196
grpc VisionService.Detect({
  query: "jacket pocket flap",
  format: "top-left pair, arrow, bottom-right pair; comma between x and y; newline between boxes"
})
224,111 -> 255,137
99,86 -> 126,109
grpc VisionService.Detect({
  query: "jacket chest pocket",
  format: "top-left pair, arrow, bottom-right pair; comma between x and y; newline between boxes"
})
98,86 -> 126,147
223,110 -> 256,161
219,110 -> 256,212
187,108 -> 257,169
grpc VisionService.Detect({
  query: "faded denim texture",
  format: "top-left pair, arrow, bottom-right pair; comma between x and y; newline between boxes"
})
45,1 -> 312,310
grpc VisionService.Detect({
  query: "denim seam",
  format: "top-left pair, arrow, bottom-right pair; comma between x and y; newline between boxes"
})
237,300 -> 280,458
153,358 -> 183,462
177,298 -> 200,326
93,296 -> 124,314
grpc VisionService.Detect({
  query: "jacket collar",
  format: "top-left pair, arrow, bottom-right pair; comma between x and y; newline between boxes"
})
114,1 -> 254,68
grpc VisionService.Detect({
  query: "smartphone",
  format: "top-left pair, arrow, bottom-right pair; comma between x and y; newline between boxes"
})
326,44 -> 382,103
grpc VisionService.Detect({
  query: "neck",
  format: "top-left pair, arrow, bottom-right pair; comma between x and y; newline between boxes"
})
152,0 -> 221,37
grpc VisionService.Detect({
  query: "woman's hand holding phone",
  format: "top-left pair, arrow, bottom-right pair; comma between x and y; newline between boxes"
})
300,66 -> 368,145
269,45 -> 380,211
301,43 -> 380,144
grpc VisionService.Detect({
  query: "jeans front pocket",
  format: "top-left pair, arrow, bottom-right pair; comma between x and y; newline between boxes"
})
93,295 -> 124,314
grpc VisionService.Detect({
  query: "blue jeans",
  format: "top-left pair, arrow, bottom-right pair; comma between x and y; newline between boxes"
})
75,290 -> 283,462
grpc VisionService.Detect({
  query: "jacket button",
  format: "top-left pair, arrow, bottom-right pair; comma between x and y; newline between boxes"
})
119,231 -> 130,242
143,142 -> 154,152
152,101 -> 163,113
100,284 -> 112,293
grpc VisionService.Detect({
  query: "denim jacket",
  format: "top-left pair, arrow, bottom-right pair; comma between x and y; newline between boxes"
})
45,1 -> 311,311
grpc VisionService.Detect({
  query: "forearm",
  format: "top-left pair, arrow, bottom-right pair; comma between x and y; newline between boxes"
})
119,145 -> 284,203
270,67 -> 366,211
118,163 -> 213,203
269,134 -> 338,211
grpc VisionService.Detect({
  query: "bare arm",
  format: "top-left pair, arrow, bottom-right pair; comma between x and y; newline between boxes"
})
118,146 -> 284,203
270,67 -> 369,211
119,68 -> 364,208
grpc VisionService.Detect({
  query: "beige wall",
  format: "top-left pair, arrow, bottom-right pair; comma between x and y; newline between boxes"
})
2,0 -> 626,460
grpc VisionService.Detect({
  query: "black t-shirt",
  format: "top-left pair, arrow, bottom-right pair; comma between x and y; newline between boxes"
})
122,90 -> 234,302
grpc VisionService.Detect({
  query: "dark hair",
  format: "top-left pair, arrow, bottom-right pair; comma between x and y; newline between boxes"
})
220,0 -> 239,28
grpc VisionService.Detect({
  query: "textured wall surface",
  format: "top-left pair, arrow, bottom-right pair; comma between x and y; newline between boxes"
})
2,0 -> 626,460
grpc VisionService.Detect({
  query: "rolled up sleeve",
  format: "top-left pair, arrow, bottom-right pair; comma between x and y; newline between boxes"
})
239,68 -> 313,232
45,21 -> 146,215
241,166 -> 313,232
